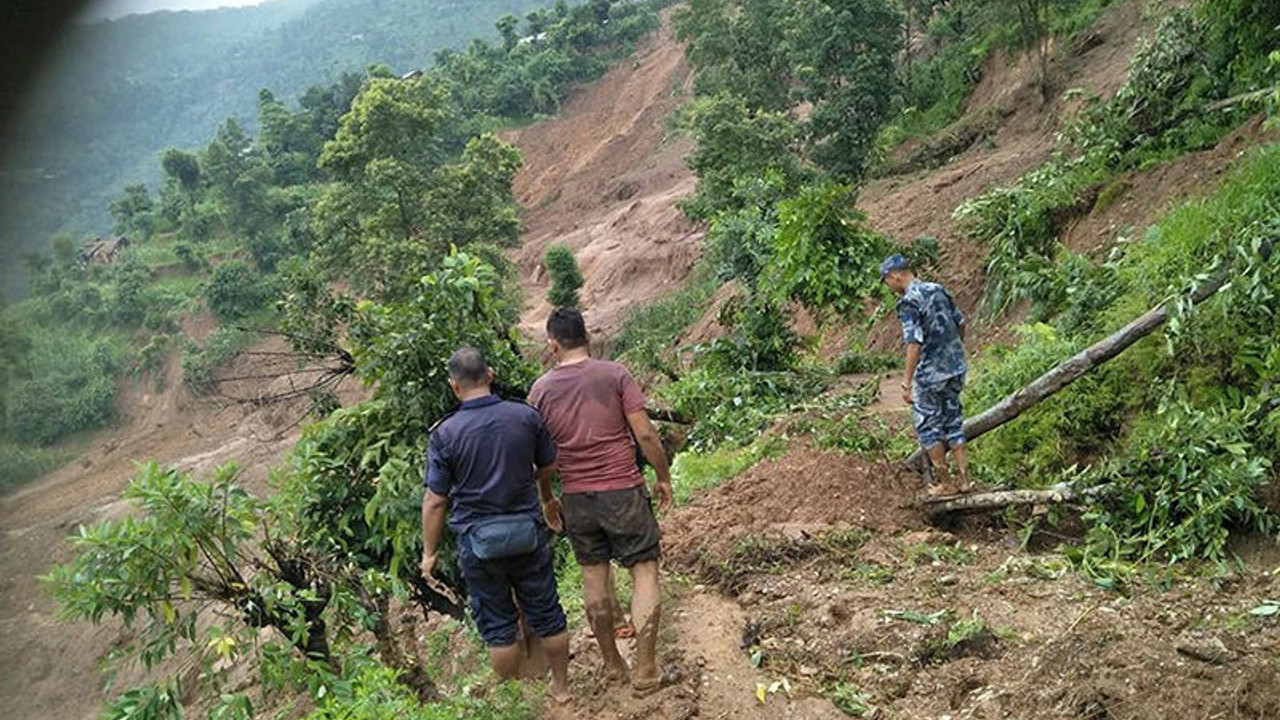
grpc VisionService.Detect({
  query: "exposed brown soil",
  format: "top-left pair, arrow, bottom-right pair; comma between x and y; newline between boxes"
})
506,11 -> 700,341
663,446 -> 926,567
660,463 -> 1280,719
1062,114 -> 1280,256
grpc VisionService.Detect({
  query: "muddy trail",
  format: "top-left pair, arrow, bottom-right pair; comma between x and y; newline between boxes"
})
543,439 -> 1280,719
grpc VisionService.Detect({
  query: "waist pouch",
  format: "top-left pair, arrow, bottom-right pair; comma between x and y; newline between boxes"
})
468,513 -> 540,560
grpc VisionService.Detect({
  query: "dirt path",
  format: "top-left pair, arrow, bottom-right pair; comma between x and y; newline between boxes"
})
674,590 -> 846,720
549,584 -> 846,720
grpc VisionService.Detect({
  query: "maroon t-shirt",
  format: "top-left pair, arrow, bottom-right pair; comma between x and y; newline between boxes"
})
528,358 -> 647,494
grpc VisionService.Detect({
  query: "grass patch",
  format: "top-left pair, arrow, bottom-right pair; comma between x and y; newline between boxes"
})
608,266 -> 719,381
0,441 -> 77,490
671,436 -> 786,506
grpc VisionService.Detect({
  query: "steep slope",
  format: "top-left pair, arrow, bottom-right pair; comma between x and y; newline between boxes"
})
505,13 -> 699,340
0,333 -> 368,720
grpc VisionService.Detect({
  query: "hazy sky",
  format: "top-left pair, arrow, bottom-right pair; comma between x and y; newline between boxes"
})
81,0 -> 274,21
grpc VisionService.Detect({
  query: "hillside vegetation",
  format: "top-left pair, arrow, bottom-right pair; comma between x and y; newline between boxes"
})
0,0 -> 581,299
3,0 -> 1280,718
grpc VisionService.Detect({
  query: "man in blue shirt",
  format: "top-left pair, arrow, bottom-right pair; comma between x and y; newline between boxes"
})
420,347 -> 570,703
880,254 -> 971,496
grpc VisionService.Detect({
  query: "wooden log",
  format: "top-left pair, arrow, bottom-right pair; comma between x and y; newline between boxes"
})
921,482 -> 1091,516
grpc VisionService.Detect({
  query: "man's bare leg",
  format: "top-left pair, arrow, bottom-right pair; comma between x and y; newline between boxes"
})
581,563 -> 629,682
628,559 -> 662,691
951,442 -> 970,490
490,643 -> 523,680
537,631 -> 572,703
606,565 -> 634,636
926,443 -> 954,495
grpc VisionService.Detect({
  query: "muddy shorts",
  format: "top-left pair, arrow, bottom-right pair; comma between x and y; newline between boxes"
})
458,526 -> 567,647
561,485 -> 661,567
913,374 -> 966,450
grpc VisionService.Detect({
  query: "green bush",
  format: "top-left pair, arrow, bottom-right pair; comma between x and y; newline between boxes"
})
544,244 -> 583,308
205,260 -> 273,323
301,663 -> 535,720
768,181 -> 893,317
1081,400 -> 1273,565
660,366 -> 831,450
5,330 -> 123,446
696,292 -> 800,373
0,441 -> 74,490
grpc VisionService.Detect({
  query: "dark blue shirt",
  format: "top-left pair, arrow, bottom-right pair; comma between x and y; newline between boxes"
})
424,394 -> 557,532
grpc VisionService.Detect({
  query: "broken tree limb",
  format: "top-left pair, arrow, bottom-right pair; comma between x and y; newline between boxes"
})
905,237 -> 1275,472
921,482 -> 1099,516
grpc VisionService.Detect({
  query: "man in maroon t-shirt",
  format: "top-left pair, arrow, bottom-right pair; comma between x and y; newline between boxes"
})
528,307 -> 673,696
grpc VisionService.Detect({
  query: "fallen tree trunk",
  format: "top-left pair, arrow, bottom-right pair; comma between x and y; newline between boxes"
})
907,258 -> 1243,471
921,482 -> 1099,517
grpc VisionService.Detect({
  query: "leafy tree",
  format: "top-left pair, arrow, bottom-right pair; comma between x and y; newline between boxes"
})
319,75 -> 454,183
313,75 -> 460,297
206,260 -> 271,323
674,0 -> 795,113
203,119 -> 255,199
767,181 -> 893,316
347,251 -> 536,434
109,184 -> 154,237
792,0 -> 903,183
422,133 -> 524,250
496,13 -> 521,51
160,148 -> 202,193
680,93 -> 803,218
544,244 -> 584,308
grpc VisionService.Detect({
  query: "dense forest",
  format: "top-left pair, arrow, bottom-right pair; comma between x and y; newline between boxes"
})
3,0 -> 1279,717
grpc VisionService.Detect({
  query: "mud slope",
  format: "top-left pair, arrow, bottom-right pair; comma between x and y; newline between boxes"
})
506,13 -> 698,339
660,446 -> 1280,720
0,336 -> 366,720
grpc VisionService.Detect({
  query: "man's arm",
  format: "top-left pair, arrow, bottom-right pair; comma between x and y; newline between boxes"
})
420,490 -> 449,578
536,462 -> 564,533
902,342 -> 922,405
626,410 -> 673,511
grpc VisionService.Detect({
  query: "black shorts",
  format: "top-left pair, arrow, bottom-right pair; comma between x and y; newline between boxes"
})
561,485 -> 661,567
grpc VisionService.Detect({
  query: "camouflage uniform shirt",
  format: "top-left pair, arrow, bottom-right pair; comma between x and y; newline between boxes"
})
896,279 -> 966,386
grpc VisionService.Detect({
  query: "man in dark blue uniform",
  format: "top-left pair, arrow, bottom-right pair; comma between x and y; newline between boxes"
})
420,347 -> 571,703
881,253 -> 971,496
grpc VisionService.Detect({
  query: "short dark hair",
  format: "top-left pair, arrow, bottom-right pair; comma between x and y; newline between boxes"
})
546,307 -> 588,349
447,346 -> 490,387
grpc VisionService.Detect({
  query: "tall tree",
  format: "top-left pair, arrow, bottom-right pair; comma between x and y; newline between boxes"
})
793,0 -> 903,182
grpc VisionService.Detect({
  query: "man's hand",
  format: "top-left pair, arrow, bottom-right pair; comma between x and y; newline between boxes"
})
901,381 -> 913,406
541,497 -> 564,533
420,552 -> 438,580
653,478 -> 674,513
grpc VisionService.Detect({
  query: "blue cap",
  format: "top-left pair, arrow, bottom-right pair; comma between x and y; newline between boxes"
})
879,253 -> 909,279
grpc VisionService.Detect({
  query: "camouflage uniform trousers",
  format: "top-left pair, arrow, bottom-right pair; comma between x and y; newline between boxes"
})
912,374 -> 965,449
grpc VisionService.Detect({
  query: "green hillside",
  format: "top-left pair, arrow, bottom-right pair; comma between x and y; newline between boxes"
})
0,0 -> 559,299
